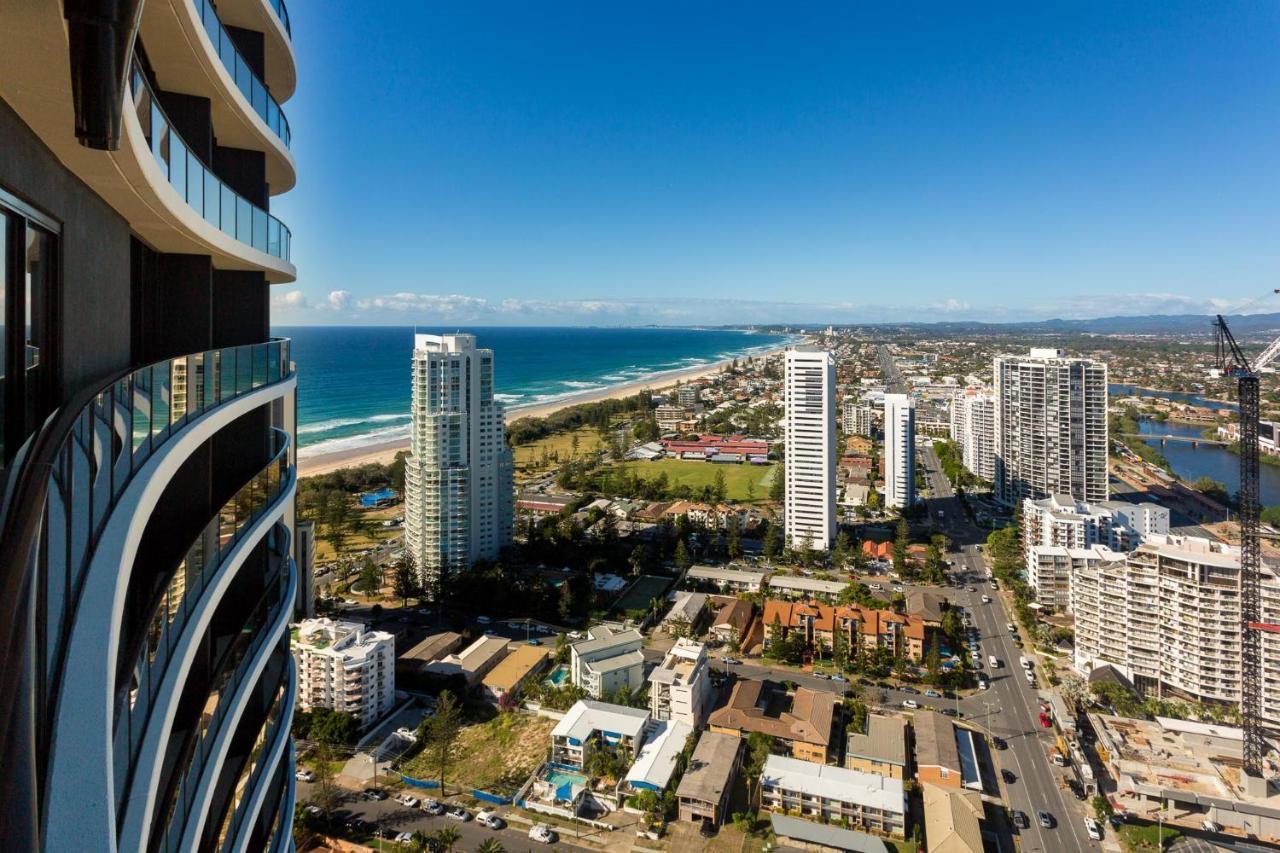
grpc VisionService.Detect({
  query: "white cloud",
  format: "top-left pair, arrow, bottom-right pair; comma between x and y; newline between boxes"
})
325,290 -> 352,311
272,289 -> 307,309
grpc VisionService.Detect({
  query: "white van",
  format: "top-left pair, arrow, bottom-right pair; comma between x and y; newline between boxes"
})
1020,655 -> 1032,670
988,655 -> 1000,668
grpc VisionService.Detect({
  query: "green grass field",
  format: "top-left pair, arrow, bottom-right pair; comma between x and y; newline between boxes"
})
613,458 -> 777,503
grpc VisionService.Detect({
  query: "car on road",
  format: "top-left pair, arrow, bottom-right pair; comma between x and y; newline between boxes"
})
529,824 -> 557,844
892,585 -> 904,592
940,707 -> 960,717
1085,817 -> 1103,840
395,832 -> 414,844
900,686 -> 919,695
422,799 -> 445,815
977,676 -> 989,690
721,657 -> 741,665
1012,810 -> 1030,829
295,769 -> 314,783
830,673 -> 846,682
477,809 -> 506,829
362,788 -> 388,801
925,689 -> 941,698
1002,769 -> 1016,783
869,583 -> 883,590
397,794 -> 419,808
812,671 -> 829,679
567,630 -> 583,639
1038,810 -> 1054,829
446,806 -> 472,821
901,699 -> 919,709
981,595 -> 991,604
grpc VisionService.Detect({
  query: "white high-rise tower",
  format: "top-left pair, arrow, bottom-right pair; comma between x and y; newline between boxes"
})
993,348 -> 1108,505
883,393 -> 916,509
404,334 -> 515,596
784,346 -> 836,551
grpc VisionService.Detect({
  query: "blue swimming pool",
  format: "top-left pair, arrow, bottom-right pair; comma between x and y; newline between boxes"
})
543,664 -> 570,687
545,768 -> 589,802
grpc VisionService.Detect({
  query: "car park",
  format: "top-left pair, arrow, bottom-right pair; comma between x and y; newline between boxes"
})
398,794 -> 419,808
422,799 -> 445,815
902,699 -> 919,709
477,810 -> 505,829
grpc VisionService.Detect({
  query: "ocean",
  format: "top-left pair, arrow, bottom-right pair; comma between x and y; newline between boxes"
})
275,326 -> 791,458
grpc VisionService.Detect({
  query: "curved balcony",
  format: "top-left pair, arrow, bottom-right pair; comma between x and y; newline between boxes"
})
113,423 -> 292,812
154,561 -> 294,852
214,0 -> 295,103
139,0 -> 296,193
131,59 -> 292,266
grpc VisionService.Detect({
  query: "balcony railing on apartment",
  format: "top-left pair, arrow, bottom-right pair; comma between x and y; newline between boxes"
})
265,0 -> 291,37
193,0 -> 291,146
131,59 -> 292,261
212,669 -> 292,851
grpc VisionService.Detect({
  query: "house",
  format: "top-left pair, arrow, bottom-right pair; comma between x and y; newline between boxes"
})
480,643 -> 549,705
515,492 -> 576,517
648,639 -> 711,727
710,598 -> 754,646
708,679 -> 834,763
424,635 -> 511,687
550,700 -> 651,770
569,625 -> 645,699
396,631 -> 462,682
922,783 -> 986,853
676,731 -> 743,826
762,599 -> 927,661
845,714 -> 908,779
766,574 -> 849,601
686,565 -> 766,593
862,540 -> 893,561
621,719 -> 693,795
914,710 -> 963,789
760,755 -> 906,838
660,590 -> 709,636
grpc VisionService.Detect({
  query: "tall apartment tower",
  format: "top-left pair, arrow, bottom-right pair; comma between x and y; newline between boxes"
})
842,400 -> 874,437
883,394 -> 916,510
950,387 -> 995,482
993,348 -> 1108,505
0,2 -> 300,849
784,346 -> 836,551
404,334 -> 515,595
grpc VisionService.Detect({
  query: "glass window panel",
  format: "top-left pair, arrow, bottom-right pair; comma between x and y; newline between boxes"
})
132,367 -> 152,456
23,226 -> 51,437
236,196 -> 251,244
252,206 -> 267,252
151,362 -> 170,443
169,135 -> 186,200
0,213 -> 7,462
267,218 -> 279,257
204,169 -> 219,226
220,186 -> 236,237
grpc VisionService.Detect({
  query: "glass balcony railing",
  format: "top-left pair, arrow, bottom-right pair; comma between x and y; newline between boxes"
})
131,59 -> 292,262
114,429 -> 292,805
155,564 -> 292,853
212,668 -> 292,851
193,0 -> 291,147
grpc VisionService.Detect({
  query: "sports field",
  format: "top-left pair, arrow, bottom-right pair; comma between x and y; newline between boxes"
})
613,458 -> 776,503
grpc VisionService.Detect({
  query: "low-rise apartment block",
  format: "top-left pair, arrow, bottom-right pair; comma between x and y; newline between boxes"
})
425,635 -> 511,687
649,639 -> 711,726
760,754 -> 906,838
293,618 -> 396,730
550,700 -> 650,770
686,565 -> 766,593
481,643 -> 549,705
676,731 -> 743,825
570,625 -> 645,699
708,679 -> 834,763
763,600 -> 926,661
845,714 -> 908,779
914,710 -> 964,789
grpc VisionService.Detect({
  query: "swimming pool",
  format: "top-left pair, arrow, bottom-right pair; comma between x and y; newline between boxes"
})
543,664 -> 570,687
545,768 -> 589,802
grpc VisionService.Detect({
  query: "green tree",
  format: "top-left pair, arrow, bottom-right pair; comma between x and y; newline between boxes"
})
1092,794 -> 1114,821
832,530 -> 850,569
767,614 -> 784,657
433,825 -> 462,853
357,556 -> 381,597
553,631 -> 571,664
726,514 -> 743,559
892,518 -> 910,576
558,579 -> 575,621
476,839 -> 506,853
770,462 -> 785,503
743,732 -> 773,806
762,521 -> 782,561
392,552 -> 420,605
309,708 -> 360,746
308,745 -> 341,815
713,468 -> 728,503
423,690 -> 463,793
674,539 -> 692,570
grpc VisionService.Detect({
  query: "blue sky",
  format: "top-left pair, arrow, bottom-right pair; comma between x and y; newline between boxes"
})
271,1 -> 1280,325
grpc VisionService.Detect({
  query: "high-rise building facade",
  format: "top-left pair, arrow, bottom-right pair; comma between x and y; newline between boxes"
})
293,619 -> 396,730
882,393 -> 916,510
993,348 -> 1108,505
404,334 -> 515,595
950,387 -> 995,482
1071,535 -> 1280,724
784,346 -> 836,551
0,1 -> 300,849
842,400 -> 874,437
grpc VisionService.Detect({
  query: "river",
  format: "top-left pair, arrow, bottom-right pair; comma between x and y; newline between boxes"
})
1129,410 -> 1280,507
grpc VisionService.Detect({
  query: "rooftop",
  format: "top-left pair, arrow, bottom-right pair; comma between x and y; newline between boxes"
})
767,575 -> 849,594
625,720 -> 693,791
914,710 -> 961,772
708,679 -> 833,749
846,714 -> 908,768
481,644 -> 549,694
399,631 -> 462,663
922,783 -> 985,853
768,813 -> 886,853
571,625 -> 643,658
676,731 -> 742,805
583,649 -> 646,675
762,754 -> 905,814
552,700 -> 650,743
687,565 -> 767,584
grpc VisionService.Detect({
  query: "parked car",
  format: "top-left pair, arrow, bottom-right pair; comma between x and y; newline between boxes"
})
422,799 -> 445,815
362,788 -> 388,801
1085,818 -> 1103,841
992,737 -> 1007,750
395,832 -> 415,844
925,689 -> 941,698
900,686 -> 919,695
398,794 -> 420,808
1038,811 -> 1054,829
295,769 -> 315,783
940,707 -> 960,717
1002,769 -> 1016,783
477,810 -> 505,830
721,657 -> 741,665
1012,810 -> 1029,829
902,699 -> 919,709
529,824 -> 557,844
699,819 -> 718,838
830,673 -> 846,682
446,806 -> 472,821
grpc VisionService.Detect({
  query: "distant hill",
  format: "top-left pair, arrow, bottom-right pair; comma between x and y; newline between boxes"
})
790,312 -> 1280,338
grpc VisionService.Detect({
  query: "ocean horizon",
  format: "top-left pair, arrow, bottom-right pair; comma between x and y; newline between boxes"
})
276,325 -> 791,458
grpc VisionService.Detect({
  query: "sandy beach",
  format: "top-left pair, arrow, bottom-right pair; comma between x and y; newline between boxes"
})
296,346 -> 788,478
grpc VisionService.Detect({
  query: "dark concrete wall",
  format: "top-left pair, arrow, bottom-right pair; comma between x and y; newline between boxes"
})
0,99 -> 131,402
212,269 -> 268,347
131,242 -> 214,363
154,90 -> 212,164
224,26 -> 265,81
211,145 -> 267,208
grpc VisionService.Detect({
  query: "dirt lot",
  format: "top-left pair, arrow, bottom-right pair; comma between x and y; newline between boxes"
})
404,711 -> 555,795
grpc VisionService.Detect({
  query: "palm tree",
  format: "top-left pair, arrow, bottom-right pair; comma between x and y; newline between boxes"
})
409,830 -> 434,852
434,826 -> 462,853
476,839 -> 506,853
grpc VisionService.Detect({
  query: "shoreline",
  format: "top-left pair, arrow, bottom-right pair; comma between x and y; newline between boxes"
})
297,345 -> 790,478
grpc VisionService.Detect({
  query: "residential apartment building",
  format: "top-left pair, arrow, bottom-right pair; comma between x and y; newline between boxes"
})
950,387 -> 995,482
784,346 -> 836,551
763,600 -> 927,661
993,348 -> 1108,505
708,680 -> 834,763
1071,535 -> 1280,723
883,393 -> 916,509
1027,544 -> 1123,611
914,711 -> 964,789
404,333 -> 515,596
760,755 -> 907,837
550,700 -> 650,770
843,400 -> 874,436
649,639 -> 712,726
424,635 -> 511,687
570,626 -> 645,699
292,619 -> 396,730
677,383 -> 704,408
676,732 -> 743,825
655,404 -> 695,432
845,715 -> 909,780
0,2 -> 300,847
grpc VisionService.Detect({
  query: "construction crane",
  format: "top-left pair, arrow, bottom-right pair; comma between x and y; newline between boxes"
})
1213,307 -> 1280,783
